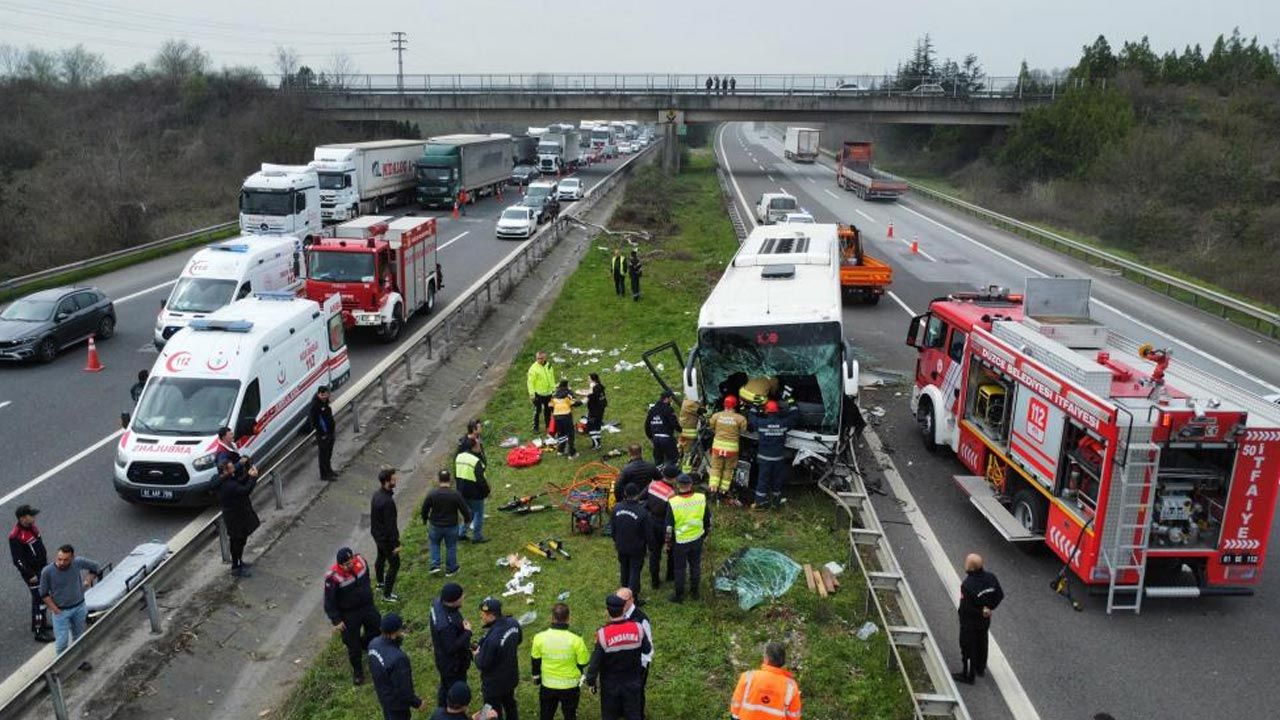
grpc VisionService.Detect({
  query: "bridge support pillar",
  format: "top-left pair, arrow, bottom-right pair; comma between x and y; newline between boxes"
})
661,122 -> 680,174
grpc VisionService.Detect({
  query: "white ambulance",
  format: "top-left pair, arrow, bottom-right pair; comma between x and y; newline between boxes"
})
155,236 -> 304,349
118,292 -> 350,506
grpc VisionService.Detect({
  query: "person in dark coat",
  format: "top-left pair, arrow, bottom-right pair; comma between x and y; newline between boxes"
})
713,76 -> 721,94
952,553 -> 1004,684
610,249 -> 627,298
577,373 -> 608,450
309,385 -> 338,480
627,250 -> 642,301
584,595 -> 650,720
370,468 -> 402,601
433,681 -> 498,720
217,460 -> 261,578
747,400 -> 799,508
611,485 -> 649,603
643,465 -> 677,590
705,76 -> 713,94
473,597 -> 523,720
369,613 -> 424,720
729,76 -> 737,94
430,582 -> 473,708
8,504 -> 53,643
614,444 -> 661,505
643,392 -> 679,469
212,425 -> 242,470
324,546 -> 381,685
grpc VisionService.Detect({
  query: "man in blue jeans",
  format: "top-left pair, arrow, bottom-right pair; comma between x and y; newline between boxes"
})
39,544 -> 102,667
420,471 -> 472,576
453,438 -> 491,544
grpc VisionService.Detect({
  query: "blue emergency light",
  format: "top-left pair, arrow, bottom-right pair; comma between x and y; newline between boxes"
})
189,319 -> 254,332
212,243 -> 250,253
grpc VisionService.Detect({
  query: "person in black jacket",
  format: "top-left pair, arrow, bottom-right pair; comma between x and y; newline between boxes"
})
614,445 -> 661,505
643,392 -> 679,469
611,484 -> 649,603
324,546 -> 381,685
952,553 -> 1004,684
310,385 -> 338,481
577,373 -> 608,450
627,250 -> 642,301
8,504 -> 53,643
218,460 -> 261,578
584,594 -> 650,720
474,597 -> 523,720
422,471 -> 473,575
644,466 -> 677,590
370,468 -> 401,602
456,419 -> 486,463
430,582 -> 473,708
369,612 -> 423,720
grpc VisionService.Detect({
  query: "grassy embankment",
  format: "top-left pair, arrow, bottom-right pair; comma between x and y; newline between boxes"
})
281,150 -> 913,720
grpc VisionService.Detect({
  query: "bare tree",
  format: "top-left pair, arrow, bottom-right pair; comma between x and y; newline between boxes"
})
274,45 -> 299,78
152,40 -> 209,81
326,51 -> 358,89
21,50 -> 60,85
59,45 -> 107,88
0,44 -> 23,77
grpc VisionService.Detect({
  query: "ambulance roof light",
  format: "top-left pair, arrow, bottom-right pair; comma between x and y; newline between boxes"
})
189,319 -> 254,332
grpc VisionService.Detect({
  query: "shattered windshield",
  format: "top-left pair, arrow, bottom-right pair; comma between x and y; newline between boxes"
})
698,322 -> 843,434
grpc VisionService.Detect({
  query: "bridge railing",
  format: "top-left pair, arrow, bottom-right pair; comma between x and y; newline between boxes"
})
274,73 -> 1075,99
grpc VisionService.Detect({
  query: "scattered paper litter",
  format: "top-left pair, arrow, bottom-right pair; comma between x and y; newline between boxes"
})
868,406 -> 887,417
823,562 -> 844,576
856,621 -> 879,641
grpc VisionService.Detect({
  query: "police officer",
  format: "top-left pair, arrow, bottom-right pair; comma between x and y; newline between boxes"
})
747,400 -> 799,509
433,681 -> 498,720
430,582 -> 473,708
310,385 -> 338,481
474,597 -> 523,719
610,484 -> 649,602
369,612 -> 424,720
614,588 -> 652,715
530,602 -> 590,720
8,505 -> 53,643
643,391 -> 679,468
665,473 -> 710,603
324,546 -> 381,685
952,553 -> 1004,684
584,594 -> 650,720
643,466 -> 677,591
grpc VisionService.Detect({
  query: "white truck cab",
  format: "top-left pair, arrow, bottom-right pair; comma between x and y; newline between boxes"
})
117,293 -> 350,506
239,164 -> 322,240
755,192 -> 799,225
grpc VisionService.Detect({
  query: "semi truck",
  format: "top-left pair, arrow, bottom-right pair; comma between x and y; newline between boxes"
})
836,224 -> 892,304
589,125 -> 613,149
784,127 -> 821,163
239,164 -> 322,241
908,278 -> 1280,612
537,125 -> 582,175
304,215 -> 441,343
511,135 -> 539,166
835,141 -> 908,200
310,140 -> 426,222
415,134 -> 512,209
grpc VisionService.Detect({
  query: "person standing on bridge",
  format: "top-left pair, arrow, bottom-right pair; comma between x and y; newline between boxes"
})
952,553 -> 1004,685
310,385 -> 339,481
610,249 -> 627,298
705,76 -> 713,94
729,77 -> 737,94
714,76 -> 721,94
9,504 -> 54,643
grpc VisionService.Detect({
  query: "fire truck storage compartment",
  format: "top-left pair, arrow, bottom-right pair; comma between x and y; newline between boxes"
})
1149,444 -> 1230,549
963,358 -> 1014,444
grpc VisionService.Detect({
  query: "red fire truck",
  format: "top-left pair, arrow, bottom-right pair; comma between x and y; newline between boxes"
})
907,278 -> 1280,612
304,215 -> 442,343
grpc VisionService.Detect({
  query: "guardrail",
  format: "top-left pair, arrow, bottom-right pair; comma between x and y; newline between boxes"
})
0,142 -> 660,720
0,222 -> 240,302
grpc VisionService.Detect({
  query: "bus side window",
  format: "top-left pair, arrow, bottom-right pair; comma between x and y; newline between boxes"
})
923,315 -> 947,349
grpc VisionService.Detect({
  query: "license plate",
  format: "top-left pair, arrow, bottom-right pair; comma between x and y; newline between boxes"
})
354,314 -> 382,327
140,489 -> 175,500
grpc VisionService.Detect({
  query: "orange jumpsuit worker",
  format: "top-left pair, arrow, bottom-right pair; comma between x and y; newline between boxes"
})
731,640 -> 802,720
707,396 -> 748,503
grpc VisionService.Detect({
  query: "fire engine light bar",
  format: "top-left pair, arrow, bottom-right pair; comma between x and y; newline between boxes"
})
189,319 -> 253,332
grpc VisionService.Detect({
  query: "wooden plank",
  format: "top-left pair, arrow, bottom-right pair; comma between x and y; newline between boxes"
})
820,568 -> 837,594
813,569 -> 829,598
802,564 -> 816,592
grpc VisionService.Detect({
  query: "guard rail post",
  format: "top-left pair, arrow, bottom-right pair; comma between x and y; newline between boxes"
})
215,517 -> 231,563
143,585 -> 161,634
271,471 -> 285,510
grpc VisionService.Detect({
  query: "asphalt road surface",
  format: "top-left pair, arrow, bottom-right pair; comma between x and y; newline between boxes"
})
718,122 -> 1280,720
0,150 -> 641,677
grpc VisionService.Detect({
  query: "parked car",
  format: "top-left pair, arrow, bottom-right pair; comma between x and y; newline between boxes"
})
0,286 -> 116,363
908,82 -> 946,96
510,164 -> 540,185
495,205 -> 538,239
557,177 -> 584,201
779,211 -> 815,224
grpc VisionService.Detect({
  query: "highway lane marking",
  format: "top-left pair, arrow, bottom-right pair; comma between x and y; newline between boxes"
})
806,177 -> 816,184
823,189 -> 840,198
437,231 -> 470,252
719,125 -> 758,230
0,429 -> 123,507
116,279 -> 177,304
898,203 -> 1280,394
0,401 -> 10,410
887,291 -> 917,316
855,209 -> 878,224
767,174 -> 776,182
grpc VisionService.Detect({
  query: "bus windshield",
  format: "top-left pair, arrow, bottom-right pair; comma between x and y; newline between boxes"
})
698,322 -> 843,433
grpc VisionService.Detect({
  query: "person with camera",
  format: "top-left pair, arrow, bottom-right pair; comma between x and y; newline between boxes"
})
217,458 -> 261,578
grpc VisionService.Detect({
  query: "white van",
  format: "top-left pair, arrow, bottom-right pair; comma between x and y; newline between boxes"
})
118,292 -> 350,506
755,192 -> 799,225
155,236 -> 304,349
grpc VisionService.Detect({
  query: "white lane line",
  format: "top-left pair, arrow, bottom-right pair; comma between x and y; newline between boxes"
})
0,401 -> 10,410
806,177 -> 816,184
0,430 -> 123,507
823,188 -> 840,198
855,209 -> 878,224
438,231 -> 470,252
899,203 -> 1280,393
718,125 -> 758,230
767,174 -> 776,182
116,279 -> 177,304
887,290 -> 917,316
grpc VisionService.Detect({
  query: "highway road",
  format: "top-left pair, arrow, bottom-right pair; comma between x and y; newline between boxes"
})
717,122 -> 1280,720
0,151 -> 639,677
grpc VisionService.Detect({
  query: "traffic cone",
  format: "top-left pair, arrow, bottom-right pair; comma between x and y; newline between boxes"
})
910,236 -> 920,254
451,201 -> 459,220
887,222 -> 894,238
84,335 -> 104,372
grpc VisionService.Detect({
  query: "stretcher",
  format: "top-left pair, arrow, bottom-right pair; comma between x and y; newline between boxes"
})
85,541 -> 170,617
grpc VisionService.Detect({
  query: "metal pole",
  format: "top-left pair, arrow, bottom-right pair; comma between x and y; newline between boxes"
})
352,400 -> 362,433
216,517 -> 231,563
272,471 -> 284,510
144,585 -> 162,633
380,373 -> 389,404
404,353 -> 413,380
46,672 -> 69,720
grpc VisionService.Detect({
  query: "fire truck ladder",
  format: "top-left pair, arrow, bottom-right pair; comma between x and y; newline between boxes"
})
1101,431 -> 1161,614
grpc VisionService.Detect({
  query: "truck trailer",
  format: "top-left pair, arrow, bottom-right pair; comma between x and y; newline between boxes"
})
415,134 -> 512,209
311,140 -> 426,222
511,135 -> 539,166
784,127 -> 821,163
835,141 -> 908,200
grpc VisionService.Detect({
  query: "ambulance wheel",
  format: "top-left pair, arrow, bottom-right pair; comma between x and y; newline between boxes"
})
1012,489 -> 1047,534
380,306 -> 403,344
916,399 -> 938,452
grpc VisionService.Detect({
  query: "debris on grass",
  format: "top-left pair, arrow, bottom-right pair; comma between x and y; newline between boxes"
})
713,548 -> 802,610
856,621 -> 879,641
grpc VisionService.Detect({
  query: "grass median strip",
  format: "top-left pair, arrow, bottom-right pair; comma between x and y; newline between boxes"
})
282,150 -> 912,720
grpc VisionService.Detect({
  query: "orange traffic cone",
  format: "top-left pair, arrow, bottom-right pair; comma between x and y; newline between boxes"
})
910,236 -> 920,254
84,335 -> 104,372
452,201 -> 460,220
887,222 -> 894,238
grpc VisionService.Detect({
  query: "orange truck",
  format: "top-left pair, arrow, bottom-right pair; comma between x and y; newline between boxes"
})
838,223 -> 892,304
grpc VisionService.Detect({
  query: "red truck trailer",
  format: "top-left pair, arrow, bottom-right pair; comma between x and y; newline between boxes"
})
836,141 -> 908,200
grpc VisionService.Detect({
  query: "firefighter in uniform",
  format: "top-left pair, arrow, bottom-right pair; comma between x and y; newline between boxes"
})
643,391 -> 679,469
730,641 -> 802,720
9,505 -> 53,643
584,594 -> 651,720
952,553 -> 1004,684
644,465 -> 677,590
324,547 -> 382,685
664,473 -> 710,603
676,397 -> 703,473
707,396 -> 748,503
738,376 -> 779,409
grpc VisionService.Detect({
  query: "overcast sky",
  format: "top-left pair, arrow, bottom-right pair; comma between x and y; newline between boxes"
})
1,0 -> 1277,78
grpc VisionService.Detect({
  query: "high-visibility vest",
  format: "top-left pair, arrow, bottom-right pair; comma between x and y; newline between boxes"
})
668,492 -> 706,544
531,626 -> 590,689
455,452 -> 480,483
730,664 -> 802,720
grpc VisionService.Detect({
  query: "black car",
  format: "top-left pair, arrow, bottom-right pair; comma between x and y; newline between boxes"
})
510,164 -> 540,185
520,194 -> 561,224
0,286 -> 116,363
